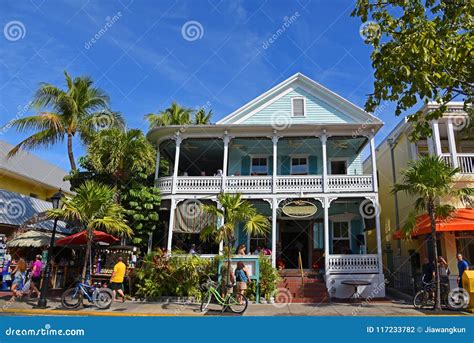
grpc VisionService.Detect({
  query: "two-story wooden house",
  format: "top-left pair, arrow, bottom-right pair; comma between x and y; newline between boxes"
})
148,73 -> 386,299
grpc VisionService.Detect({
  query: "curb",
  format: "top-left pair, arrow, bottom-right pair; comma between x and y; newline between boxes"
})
1,308 -> 200,317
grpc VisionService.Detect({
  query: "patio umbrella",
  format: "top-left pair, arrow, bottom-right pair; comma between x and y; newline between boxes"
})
55,230 -> 119,246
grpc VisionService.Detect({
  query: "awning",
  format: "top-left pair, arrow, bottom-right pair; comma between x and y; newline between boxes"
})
392,208 -> 474,239
55,230 -> 119,246
6,230 -> 66,248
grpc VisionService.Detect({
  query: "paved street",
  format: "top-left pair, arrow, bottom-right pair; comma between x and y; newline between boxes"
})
0,294 -> 471,317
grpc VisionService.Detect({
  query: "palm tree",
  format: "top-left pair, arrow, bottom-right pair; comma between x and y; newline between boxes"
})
193,108 -> 212,125
200,193 -> 269,286
49,180 -> 132,279
392,155 -> 472,311
7,71 -> 124,171
145,101 -> 193,128
84,128 -> 156,199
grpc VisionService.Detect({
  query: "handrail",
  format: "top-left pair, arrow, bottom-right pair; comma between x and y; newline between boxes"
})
298,251 -> 304,286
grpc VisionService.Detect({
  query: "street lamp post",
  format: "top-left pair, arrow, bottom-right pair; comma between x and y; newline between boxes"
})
37,189 -> 64,308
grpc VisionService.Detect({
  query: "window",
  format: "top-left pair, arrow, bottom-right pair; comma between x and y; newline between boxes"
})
313,222 -> 324,250
249,233 -> 269,253
332,221 -> 351,254
292,98 -> 305,117
251,157 -> 268,175
330,160 -> 347,175
291,157 -> 308,175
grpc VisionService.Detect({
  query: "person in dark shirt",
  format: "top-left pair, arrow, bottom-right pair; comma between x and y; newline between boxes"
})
456,253 -> 469,288
421,257 -> 435,283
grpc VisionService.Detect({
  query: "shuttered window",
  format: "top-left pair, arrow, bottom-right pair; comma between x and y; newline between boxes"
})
292,98 -> 305,117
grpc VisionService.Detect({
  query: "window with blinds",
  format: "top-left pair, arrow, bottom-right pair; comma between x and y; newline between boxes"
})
292,97 -> 305,117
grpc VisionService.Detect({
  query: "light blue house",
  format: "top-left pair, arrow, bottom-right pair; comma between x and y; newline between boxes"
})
147,73 -> 385,299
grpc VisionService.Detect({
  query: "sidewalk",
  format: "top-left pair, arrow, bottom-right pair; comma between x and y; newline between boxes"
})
0,295 -> 470,317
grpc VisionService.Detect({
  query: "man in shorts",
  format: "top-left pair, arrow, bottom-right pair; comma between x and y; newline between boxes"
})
109,257 -> 126,302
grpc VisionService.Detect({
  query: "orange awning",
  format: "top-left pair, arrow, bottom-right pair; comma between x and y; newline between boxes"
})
392,208 -> 474,239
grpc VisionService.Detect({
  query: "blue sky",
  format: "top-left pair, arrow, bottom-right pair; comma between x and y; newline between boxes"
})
0,0 -> 406,171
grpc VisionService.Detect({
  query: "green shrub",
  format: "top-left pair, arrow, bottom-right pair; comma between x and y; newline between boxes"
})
135,250 -> 280,303
135,249 -> 220,301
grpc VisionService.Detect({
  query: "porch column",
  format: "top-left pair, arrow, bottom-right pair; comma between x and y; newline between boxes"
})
166,198 -> 176,253
222,135 -> 230,192
447,119 -> 459,168
374,199 -> 383,276
427,136 -> 434,155
431,120 -> 442,156
272,135 -> 278,193
271,197 -> 277,267
321,133 -> 328,192
369,133 -> 378,192
171,135 -> 182,194
154,147 -> 161,187
410,142 -> 418,161
323,197 -> 330,273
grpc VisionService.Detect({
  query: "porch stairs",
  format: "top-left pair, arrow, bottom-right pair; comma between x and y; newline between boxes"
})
277,270 -> 330,304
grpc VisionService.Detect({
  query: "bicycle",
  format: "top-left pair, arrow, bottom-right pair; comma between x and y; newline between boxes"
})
413,276 -> 450,309
200,278 -> 248,314
61,278 -> 113,309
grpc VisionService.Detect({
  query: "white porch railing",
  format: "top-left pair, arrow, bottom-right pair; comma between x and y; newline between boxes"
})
175,176 -> 222,193
440,153 -> 451,166
156,176 -> 173,193
225,176 -> 272,193
326,175 -> 373,192
276,175 -> 323,193
327,254 -> 380,274
157,174 -> 375,194
458,154 -> 474,174
440,153 -> 474,174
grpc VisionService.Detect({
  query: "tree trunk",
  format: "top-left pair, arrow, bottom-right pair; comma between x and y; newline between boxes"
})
428,201 -> 442,311
81,229 -> 94,281
225,242 -> 231,287
67,133 -> 77,171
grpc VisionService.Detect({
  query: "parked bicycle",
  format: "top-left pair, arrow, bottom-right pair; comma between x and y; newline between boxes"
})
61,278 -> 113,309
413,276 -> 467,310
200,278 -> 248,314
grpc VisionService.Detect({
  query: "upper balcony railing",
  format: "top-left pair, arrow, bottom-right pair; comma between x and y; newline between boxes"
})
156,174 -> 374,195
440,153 -> 474,174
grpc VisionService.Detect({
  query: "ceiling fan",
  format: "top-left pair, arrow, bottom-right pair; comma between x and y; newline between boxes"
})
331,141 -> 349,149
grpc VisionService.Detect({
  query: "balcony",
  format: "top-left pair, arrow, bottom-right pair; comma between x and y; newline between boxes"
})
440,153 -> 474,174
327,254 -> 380,274
156,174 -> 374,195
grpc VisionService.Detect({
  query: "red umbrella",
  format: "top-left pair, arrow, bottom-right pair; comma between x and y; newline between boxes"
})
55,230 -> 119,246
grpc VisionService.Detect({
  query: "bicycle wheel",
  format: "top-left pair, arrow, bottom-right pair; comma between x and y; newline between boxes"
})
200,292 -> 213,312
413,291 -> 430,309
93,288 -> 113,309
227,293 -> 248,314
61,288 -> 83,309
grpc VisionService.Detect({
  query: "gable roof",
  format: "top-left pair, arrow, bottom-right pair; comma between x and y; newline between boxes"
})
0,140 -> 71,192
217,72 -> 383,125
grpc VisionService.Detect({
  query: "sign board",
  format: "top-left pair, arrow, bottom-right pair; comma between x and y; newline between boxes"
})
282,200 -> 317,218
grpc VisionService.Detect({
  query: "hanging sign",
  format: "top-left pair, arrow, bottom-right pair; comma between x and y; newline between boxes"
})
282,200 -> 317,218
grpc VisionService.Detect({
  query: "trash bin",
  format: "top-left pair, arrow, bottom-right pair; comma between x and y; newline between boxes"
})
461,270 -> 474,310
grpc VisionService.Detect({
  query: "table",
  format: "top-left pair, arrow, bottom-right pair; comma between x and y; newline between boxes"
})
341,280 -> 371,302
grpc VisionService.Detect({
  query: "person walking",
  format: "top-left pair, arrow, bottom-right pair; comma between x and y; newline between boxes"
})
456,253 -> 469,288
234,261 -> 250,304
29,255 -> 42,299
11,258 -> 27,297
109,257 -> 126,303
